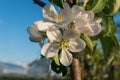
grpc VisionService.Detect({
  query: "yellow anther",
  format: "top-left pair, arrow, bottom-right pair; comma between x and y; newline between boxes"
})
54,14 -> 63,24
60,41 -> 68,49
70,22 -> 76,29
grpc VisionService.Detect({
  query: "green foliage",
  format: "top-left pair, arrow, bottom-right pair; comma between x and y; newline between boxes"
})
106,54 -> 115,66
51,60 -> 68,76
104,0 -> 120,16
48,0 -> 120,79
49,0 -> 65,8
102,17 -> 117,37
107,47 -> 120,66
81,33 -> 94,53
85,0 -> 106,13
53,53 -> 60,66
100,35 -> 119,60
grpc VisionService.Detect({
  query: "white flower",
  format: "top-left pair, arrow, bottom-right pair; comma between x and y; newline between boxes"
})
32,21 -> 56,32
32,3 -> 102,37
60,3 -> 84,23
72,11 -> 102,36
42,3 -> 84,28
33,3 -> 95,32
27,24 -> 43,42
41,29 -> 86,66
28,2 -> 102,66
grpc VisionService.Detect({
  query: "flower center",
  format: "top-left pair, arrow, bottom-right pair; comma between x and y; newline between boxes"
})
70,22 -> 76,29
60,41 -> 68,49
54,14 -> 63,24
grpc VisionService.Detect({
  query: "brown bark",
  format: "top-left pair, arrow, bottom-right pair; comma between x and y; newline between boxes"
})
33,0 -> 46,7
66,0 -> 77,7
70,53 -> 81,80
67,0 -> 82,80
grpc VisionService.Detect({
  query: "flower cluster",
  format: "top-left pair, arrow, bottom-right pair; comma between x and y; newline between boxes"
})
27,3 -> 102,66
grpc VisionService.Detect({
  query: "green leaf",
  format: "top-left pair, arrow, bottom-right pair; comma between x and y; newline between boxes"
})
39,31 -> 47,37
53,53 -> 60,66
104,0 -> 120,16
111,35 -> 120,49
81,33 -> 93,52
106,47 -> 120,67
100,35 -> 119,61
85,0 -> 106,13
106,55 -> 115,66
102,17 -> 117,37
51,60 -> 68,76
51,60 -> 62,74
49,0 -> 64,8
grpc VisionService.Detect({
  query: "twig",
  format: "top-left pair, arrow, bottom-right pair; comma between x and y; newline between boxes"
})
70,53 -> 81,80
66,0 -> 77,7
66,0 -> 82,79
33,0 -> 46,7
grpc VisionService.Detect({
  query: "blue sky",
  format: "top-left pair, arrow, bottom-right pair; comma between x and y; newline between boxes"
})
0,0 -> 120,64
0,0 -> 50,63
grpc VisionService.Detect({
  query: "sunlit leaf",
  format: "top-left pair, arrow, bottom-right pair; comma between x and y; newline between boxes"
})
106,47 -> 120,67
100,35 -> 119,61
53,53 -> 60,66
49,0 -> 64,8
81,33 -> 93,52
102,17 -> 117,37
106,55 -> 115,66
85,0 -> 106,13
111,35 -> 120,49
104,0 -> 120,16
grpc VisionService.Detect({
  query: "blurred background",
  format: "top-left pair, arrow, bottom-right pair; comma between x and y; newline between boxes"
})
0,0 -> 61,80
0,0 -> 120,80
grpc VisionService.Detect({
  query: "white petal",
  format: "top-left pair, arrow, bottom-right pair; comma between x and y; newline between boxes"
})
78,23 -> 94,36
68,38 -> 86,52
79,22 -> 102,36
86,11 -> 94,21
74,14 -> 89,29
43,4 -> 58,21
41,43 -> 59,58
82,11 -> 94,21
61,3 -> 71,21
60,49 -> 73,66
90,22 -> 102,36
33,21 -> 55,31
72,5 -> 84,18
27,27 -> 43,42
63,29 -> 80,40
47,29 -> 62,42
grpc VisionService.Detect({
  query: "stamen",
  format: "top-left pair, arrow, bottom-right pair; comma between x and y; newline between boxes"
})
60,41 -> 68,49
70,22 -> 76,29
54,14 -> 63,24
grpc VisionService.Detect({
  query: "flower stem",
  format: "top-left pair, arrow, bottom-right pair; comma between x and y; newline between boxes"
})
70,53 -> 81,80
67,0 -> 82,79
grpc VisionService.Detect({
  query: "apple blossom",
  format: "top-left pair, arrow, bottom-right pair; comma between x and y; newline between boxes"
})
41,3 -> 84,29
41,29 -> 86,66
72,11 -> 102,36
28,2 -> 102,67
27,25 -> 43,42
42,3 -> 102,36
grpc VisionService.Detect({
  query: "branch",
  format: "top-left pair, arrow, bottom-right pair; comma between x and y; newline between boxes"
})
70,53 -> 81,80
66,0 -> 77,7
33,0 -> 46,7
